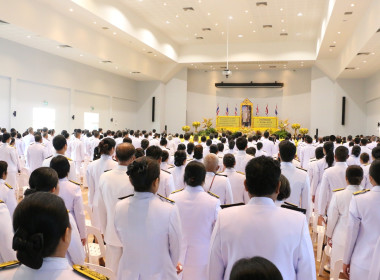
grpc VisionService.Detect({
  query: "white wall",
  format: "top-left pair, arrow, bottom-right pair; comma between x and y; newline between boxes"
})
187,68 -> 311,129
0,38 -> 138,132
365,71 -> 380,135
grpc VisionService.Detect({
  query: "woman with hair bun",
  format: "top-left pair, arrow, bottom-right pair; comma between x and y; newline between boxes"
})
86,137 -> 117,229
1,192 -> 99,279
23,167 -> 85,266
170,150 -> 187,191
347,145 -> 361,166
114,156 -> 182,280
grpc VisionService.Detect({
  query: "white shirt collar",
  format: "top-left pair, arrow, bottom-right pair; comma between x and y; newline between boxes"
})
248,197 -> 276,206
185,185 -> 204,192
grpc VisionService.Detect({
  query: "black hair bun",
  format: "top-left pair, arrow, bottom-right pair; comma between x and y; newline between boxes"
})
127,160 -> 148,176
13,228 -> 44,269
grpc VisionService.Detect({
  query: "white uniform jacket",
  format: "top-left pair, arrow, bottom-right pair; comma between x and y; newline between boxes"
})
0,143 -> 20,190
219,168 -> 249,204
368,236 -> 380,280
208,197 -> 316,280
98,165 -> 134,247
0,202 -> 16,263
298,144 -> 316,170
158,169 -> 175,197
204,172 -> 233,205
280,162 -> 311,221
234,151 -> 253,173
170,165 -> 186,191
114,192 -> 182,280
343,186 -> 380,274
169,186 -> 220,280
42,154 -> 76,182
26,142 -> 48,173
69,138 -> 85,163
0,179 -> 17,217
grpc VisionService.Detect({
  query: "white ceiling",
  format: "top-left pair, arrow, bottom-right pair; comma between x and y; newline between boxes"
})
0,0 -> 379,81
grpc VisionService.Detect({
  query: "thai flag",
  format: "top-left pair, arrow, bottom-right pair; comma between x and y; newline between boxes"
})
275,105 -> 278,116
235,105 -> 238,116
216,104 -> 220,116
256,105 -> 259,116
266,104 -> 269,116
226,105 -> 229,116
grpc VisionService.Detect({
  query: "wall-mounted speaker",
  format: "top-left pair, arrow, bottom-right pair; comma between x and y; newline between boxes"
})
72,115 -> 75,120
110,118 -> 114,122
316,128 -> 318,139
342,96 -> 346,125
13,111 -> 16,117
165,125 -> 167,132
152,97 -> 155,122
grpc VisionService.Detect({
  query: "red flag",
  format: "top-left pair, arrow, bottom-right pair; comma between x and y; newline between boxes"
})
265,105 -> 269,116
256,105 -> 259,116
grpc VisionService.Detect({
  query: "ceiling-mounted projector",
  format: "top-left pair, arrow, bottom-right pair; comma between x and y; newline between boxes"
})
223,69 -> 232,78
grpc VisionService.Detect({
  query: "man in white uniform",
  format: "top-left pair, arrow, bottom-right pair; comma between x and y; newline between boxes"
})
208,156 -> 316,280
203,154 -> 233,205
0,161 -> 17,216
343,160 -> 380,280
22,127 -> 34,157
0,200 -> 15,263
98,143 -> 135,273
260,131 -> 275,157
27,134 -> 48,173
69,129 -> 85,177
234,137 -> 253,173
298,135 -> 316,170
279,140 -> 311,221
0,133 -> 20,191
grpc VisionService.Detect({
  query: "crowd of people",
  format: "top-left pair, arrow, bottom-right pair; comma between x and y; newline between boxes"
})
0,126 -> 380,280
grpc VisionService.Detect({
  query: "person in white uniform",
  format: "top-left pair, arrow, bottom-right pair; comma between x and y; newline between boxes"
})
98,143 -> 135,274
278,140 -> 311,221
89,131 -> 100,161
326,165 -> 363,277
1,192 -> 104,280
0,200 -> 16,263
114,156 -> 183,280
229,257 -> 283,280
318,146 -> 349,219
219,153 -> 249,204
298,135 -> 316,170
42,133 -> 54,158
25,167 -> 85,266
204,153 -> 233,205
347,146 -> 361,166
26,135 -> 48,173
50,156 -> 86,245
169,150 -> 187,191
22,127 -> 34,157
368,236 -> 380,280
361,147 -> 380,190
260,131 -> 275,157
207,156 -> 316,280
86,138 -> 117,230
146,146 -> 175,197
42,135 -> 76,182
169,161 -> 220,280
0,133 -> 20,191
343,160 -> 380,280
0,161 -> 17,217
234,137 -> 253,173
69,129 -> 85,177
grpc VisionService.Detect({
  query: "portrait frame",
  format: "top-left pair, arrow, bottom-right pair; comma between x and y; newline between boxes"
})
240,98 -> 253,128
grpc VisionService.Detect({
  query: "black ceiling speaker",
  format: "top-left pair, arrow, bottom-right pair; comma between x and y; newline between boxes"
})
13,111 -> 16,117
110,118 -> 114,122
72,115 -> 75,120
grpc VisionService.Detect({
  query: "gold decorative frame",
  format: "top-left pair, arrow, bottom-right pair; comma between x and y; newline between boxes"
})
240,98 -> 253,127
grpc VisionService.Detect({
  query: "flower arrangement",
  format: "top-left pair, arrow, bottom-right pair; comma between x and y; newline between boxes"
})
299,128 -> 309,135
182,126 -> 190,132
192,121 -> 201,132
202,118 -> 213,129
291,123 -> 301,136
278,119 -> 289,132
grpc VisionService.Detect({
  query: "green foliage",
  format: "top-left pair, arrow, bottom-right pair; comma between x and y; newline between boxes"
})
274,130 -> 289,139
197,128 -> 218,136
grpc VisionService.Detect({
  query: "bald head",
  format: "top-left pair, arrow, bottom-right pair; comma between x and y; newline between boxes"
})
116,143 -> 135,164
204,153 -> 219,172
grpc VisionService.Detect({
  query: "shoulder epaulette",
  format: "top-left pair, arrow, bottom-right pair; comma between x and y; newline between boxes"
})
221,203 -> 244,209
296,167 -> 307,172
284,201 -> 298,207
45,155 -> 53,159
66,157 -> 73,161
309,158 -> 316,162
0,260 -> 20,270
69,180 -> 81,186
104,169 -> 112,173
161,169 -> 171,174
0,200 -> 3,203
354,189 -> 370,196
41,143 -> 46,147
157,193 -> 175,204
118,194 -> 134,200
294,158 -> 300,162
73,264 -> 109,280
207,191 -> 220,199
333,188 -> 345,192
171,188 -> 184,194
4,183 -> 13,189
216,173 -> 227,177
167,166 -> 175,170
281,204 -> 306,214
236,171 -> 245,175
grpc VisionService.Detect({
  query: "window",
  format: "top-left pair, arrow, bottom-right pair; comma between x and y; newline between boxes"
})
33,108 -> 55,129
84,112 -> 99,130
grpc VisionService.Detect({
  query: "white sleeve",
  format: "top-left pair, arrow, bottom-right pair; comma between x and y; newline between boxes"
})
326,194 -> 339,238
166,175 -> 175,197
301,174 -> 311,222
368,237 -> 380,280
343,197 -> 361,265
317,173 -> 329,216
295,219 -> 316,280
168,205 -> 182,268
0,206 -> 16,262
225,178 -> 234,204
67,214 -> 85,265
73,187 -> 87,239
208,215 -> 226,280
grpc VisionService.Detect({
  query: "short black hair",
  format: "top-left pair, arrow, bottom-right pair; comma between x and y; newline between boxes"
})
315,147 -> 324,160
146,145 -> 163,160
206,139 -> 212,146
123,137 -> 132,144
50,156 -> 70,179
209,144 -> 218,154
141,139 -> 149,150
236,137 -> 248,150
246,147 -> 256,156
116,143 -> 136,162
229,140 -> 235,150
256,142 -> 263,151
161,150 -> 169,162
245,156 -> 281,196
174,150 -> 187,167
184,133 -> 190,141
360,152 -> 369,164
1,133 -> 10,143
335,146 -> 349,162
184,161 -> 206,187
230,256 -> 283,280
134,148 -> 145,158
223,154 -> 236,168
279,141 -> 296,162
361,138 -> 368,146
372,147 -> 380,160
26,167 -> 59,195
193,145 -> 203,160
305,135 -> 312,144
160,138 -> 167,146
370,160 -> 380,185
35,135 -> 42,142
177,144 -> 186,151
277,174 -> 291,201
351,145 -> 361,157
0,161 -> 8,177
346,165 -> 363,185
127,157 -> 160,192
187,142 -> 195,155
217,143 -> 224,152
264,131 -> 270,138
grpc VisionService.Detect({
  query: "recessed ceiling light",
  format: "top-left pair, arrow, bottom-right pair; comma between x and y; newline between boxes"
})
154,54 -> 157,56
238,34 -> 243,38
115,66 -> 119,70
166,20 -> 170,24
215,23 -> 218,26
198,0 -> 201,3
207,12 -> 211,16
363,60 -> 367,63
249,21 -> 253,24
280,8 -> 283,11
372,52 -> 376,55
221,31 -> 224,35
338,31 -> 341,34
245,10 -> 249,13
79,54 -> 84,57
282,29 -> 285,32
236,67 -> 239,70
113,32 -> 117,35
333,41 -> 336,44
176,14 -> 179,18
297,12 -> 303,16
229,16 -> 233,20
93,21 -> 97,24
163,2 -> 167,6
281,19 -> 284,23
26,35 -> 31,39
186,24 -> 189,28
329,48 -> 333,52
253,30 -> 256,32
69,8 -> 74,12
351,3 -> 355,7
296,33 -> 302,36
